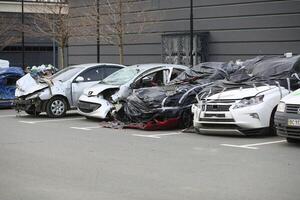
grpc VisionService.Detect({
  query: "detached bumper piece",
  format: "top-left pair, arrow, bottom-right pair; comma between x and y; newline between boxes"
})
78,101 -> 101,113
275,111 -> 300,139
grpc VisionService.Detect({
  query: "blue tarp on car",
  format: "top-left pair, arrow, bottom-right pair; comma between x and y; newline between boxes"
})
0,67 -> 24,107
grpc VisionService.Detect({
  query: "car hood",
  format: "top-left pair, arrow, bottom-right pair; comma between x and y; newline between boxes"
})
15,74 -> 64,97
281,89 -> 300,104
83,83 -> 120,96
207,86 -> 276,100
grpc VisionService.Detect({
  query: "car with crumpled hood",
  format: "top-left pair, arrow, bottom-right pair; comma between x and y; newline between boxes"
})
0,67 -> 24,107
275,88 -> 300,143
15,63 -> 124,117
77,64 -> 188,119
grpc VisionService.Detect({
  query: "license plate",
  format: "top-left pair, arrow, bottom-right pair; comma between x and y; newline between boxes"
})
288,119 -> 300,127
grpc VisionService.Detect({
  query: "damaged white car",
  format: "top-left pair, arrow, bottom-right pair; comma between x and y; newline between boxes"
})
77,64 -> 188,119
192,85 -> 289,136
15,63 -> 124,117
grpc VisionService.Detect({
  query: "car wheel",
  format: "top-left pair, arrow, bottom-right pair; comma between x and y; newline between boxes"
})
180,110 -> 193,128
46,96 -> 67,118
286,138 -> 300,143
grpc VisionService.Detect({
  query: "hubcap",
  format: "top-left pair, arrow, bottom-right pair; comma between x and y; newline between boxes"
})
51,100 -> 65,116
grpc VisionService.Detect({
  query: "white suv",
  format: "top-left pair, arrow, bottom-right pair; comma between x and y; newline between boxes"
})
192,85 -> 289,136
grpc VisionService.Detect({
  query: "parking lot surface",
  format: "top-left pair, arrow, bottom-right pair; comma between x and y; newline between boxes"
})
0,109 -> 299,200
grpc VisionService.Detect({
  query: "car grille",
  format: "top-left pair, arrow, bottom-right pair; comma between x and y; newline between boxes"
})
202,104 -> 232,112
200,118 -> 235,122
78,101 -> 101,113
286,104 -> 300,114
276,126 -> 300,137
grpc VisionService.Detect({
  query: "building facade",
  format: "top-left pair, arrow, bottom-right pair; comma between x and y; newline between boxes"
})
63,0 -> 300,66
0,0 -> 67,67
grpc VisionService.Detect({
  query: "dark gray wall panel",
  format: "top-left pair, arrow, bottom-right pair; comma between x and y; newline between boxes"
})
69,0 -> 300,64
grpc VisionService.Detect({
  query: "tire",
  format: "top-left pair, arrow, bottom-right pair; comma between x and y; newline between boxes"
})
46,96 -> 67,118
286,138 -> 300,143
25,110 -> 41,116
180,110 -> 193,129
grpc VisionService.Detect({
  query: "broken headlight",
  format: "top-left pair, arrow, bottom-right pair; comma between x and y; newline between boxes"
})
277,102 -> 286,112
233,95 -> 264,109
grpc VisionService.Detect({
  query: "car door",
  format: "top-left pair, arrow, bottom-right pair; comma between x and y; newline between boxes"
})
71,66 -> 104,106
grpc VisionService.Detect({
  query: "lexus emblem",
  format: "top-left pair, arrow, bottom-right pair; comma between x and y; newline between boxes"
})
298,108 -> 300,115
88,91 -> 93,96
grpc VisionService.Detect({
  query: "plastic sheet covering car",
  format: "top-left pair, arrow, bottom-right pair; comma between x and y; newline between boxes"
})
114,62 -> 240,130
197,55 -> 300,99
0,67 -> 24,107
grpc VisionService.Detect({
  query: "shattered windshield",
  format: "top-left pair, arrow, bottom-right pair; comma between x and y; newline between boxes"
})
102,67 -> 140,85
52,67 -> 83,82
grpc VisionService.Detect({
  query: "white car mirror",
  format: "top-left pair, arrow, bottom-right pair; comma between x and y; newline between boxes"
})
75,76 -> 84,82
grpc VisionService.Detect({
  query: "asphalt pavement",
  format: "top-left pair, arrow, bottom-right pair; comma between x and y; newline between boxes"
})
0,109 -> 299,200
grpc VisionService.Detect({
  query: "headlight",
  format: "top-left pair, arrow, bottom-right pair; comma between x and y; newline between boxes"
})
25,91 -> 41,100
233,95 -> 264,109
277,102 -> 286,112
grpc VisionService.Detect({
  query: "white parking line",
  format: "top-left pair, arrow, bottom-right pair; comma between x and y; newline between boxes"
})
132,132 -> 183,139
70,126 -> 101,131
0,114 -> 26,118
221,140 -> 286,150
19,117 -> 85,124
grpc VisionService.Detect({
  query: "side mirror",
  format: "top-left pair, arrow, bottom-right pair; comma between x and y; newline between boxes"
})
75,76 -> 84,82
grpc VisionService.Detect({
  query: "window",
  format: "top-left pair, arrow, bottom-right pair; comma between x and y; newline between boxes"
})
134,70 -> 165,88
52,67 -> 83,82
103,66 -> 123,78
162,32 -> 209,66
79,67 -> 103,82
170,68 -> 185,80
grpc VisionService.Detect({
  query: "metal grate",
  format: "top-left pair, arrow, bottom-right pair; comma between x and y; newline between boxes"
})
286,104 -> 300,114
202,104 -> 231,112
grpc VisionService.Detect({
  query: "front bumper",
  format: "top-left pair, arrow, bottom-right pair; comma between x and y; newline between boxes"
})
192,103 -> 272,136
77,95 -> 113,119
275,111 -> 300,139
14,97 -> 43,112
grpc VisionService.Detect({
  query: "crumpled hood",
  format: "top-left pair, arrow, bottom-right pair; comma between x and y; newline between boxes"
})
83,83 -> 120,96
281,89 -> 300,104
208,86 -> 275,100
15,74 -> 48,97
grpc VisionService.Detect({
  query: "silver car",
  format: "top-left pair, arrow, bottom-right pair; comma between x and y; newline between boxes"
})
77,63 -> 189,119
15,63 -> 125,118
